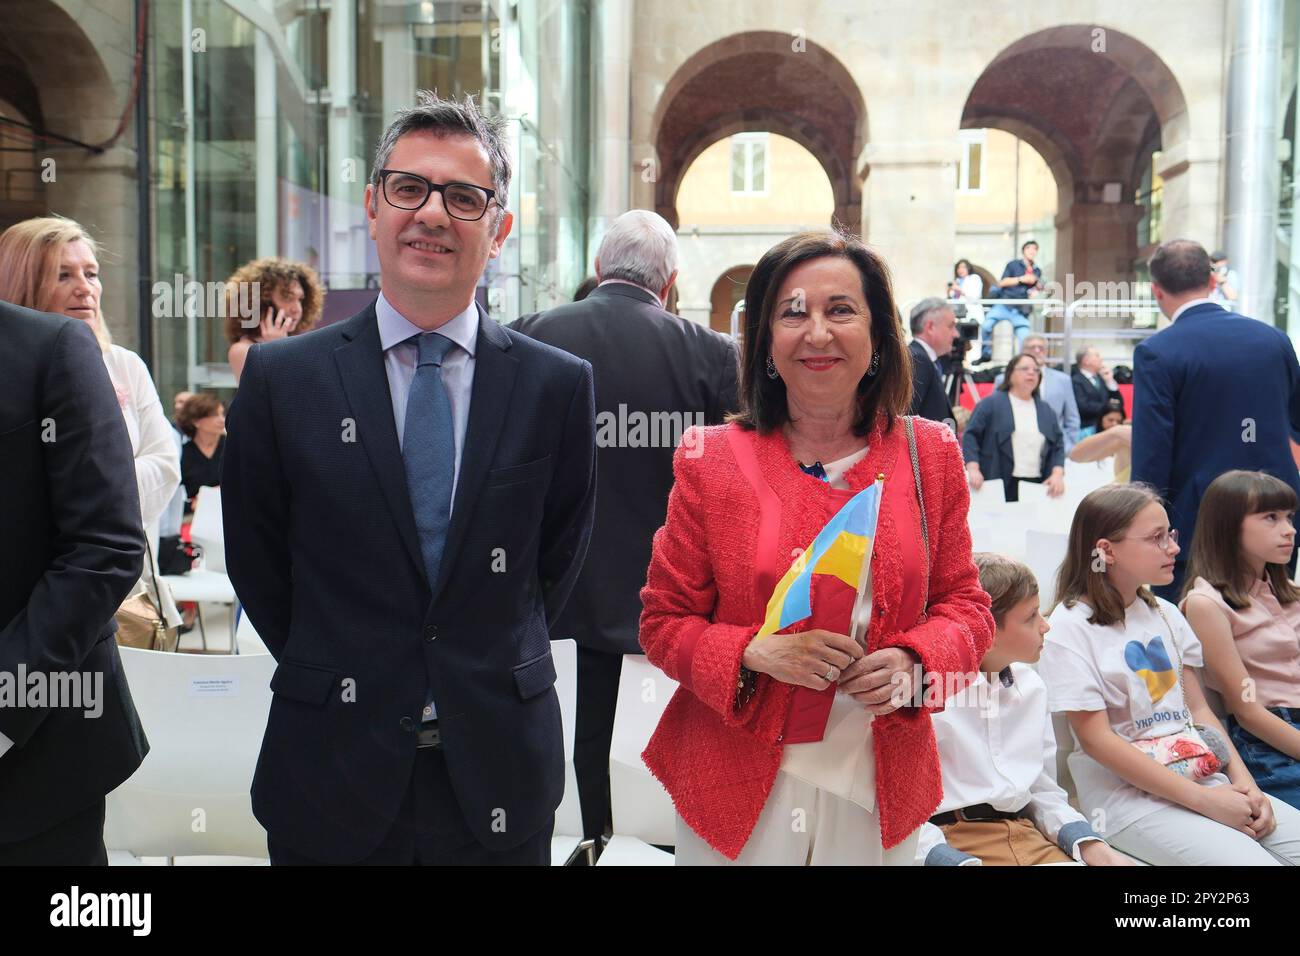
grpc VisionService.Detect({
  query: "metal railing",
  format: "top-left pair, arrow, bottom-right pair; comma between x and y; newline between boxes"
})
728,295 -> 1165,374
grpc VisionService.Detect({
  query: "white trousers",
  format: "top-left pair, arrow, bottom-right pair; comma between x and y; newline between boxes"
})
1108,794 -> 1300,865
674,770 -> 920,866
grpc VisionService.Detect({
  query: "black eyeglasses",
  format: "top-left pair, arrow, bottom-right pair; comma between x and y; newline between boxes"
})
378,169 -> 497,221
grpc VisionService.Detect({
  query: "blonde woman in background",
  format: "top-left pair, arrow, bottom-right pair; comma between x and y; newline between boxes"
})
0,216 -> 182,631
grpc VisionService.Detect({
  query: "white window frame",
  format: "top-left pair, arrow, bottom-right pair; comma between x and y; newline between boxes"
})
730,132 -> 769,195
956,129 -> 986,195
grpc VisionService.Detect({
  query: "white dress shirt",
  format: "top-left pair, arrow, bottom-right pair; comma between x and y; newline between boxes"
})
1170,297 -> 1224,323
915,663 -> 1103,864
375,292 -> 478,507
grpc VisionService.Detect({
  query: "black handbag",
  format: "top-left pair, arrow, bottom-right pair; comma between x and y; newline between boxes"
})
157,534 -> 201,575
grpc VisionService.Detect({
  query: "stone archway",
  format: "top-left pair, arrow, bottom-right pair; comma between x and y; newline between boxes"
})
0,0 -> 137,344
651,31 -> 867,234
708,264 -> 753,335
961,25 -> 1190,297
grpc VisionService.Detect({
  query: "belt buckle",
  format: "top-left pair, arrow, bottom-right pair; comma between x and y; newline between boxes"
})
416,723 -> 441,749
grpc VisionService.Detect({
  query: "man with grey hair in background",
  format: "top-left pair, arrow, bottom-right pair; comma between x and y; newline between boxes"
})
907,296 -> 959,428
511,209 -> 739,853
223,91 -> 596,865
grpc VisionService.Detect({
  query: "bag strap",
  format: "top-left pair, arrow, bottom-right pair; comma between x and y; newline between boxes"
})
1153,602 -> 1192,731
904,416 -> 930,607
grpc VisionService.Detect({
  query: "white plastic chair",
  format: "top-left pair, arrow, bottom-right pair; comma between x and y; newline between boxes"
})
548,639 -> 591,865
1025,529 -> 1070,607
234,611 -> 270,657
597,655 -> 676,865
104,646 -> 276,861
163,487 -> 237,652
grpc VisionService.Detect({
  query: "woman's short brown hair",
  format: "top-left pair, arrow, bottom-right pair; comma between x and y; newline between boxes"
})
1182,470 -> 1300,609
997,353 -> 1042,397
728,230 -> 912,436
223,256 -> 324,344
1054,482 -> 1164,626
177,392 -> 223,438
973,553 -> 1039,626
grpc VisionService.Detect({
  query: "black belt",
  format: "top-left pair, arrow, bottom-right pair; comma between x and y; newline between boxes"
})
930,802 -> 1028,826
416,721 -> 442,749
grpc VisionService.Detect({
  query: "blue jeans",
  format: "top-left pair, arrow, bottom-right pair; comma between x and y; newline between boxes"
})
1228,710 -> 1300,812
981,304 -> 1032,355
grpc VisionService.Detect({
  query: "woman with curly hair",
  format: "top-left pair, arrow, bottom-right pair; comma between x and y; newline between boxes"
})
224,256 -> 323,383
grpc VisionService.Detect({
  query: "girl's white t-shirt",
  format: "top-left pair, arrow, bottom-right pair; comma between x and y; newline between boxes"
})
1040,595 -> 1229,837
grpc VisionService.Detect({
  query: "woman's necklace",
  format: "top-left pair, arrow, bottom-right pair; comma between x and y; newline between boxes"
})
783,423 -> 867,468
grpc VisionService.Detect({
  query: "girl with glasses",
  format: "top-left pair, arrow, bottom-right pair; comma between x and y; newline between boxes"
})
1038,483 -> 1300,864
1181,470 -> 1300,813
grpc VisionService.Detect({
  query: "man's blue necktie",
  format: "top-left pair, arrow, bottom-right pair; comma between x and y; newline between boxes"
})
402,332 -> 455,723
934,358 -> 944,380
403,331 -> 456,588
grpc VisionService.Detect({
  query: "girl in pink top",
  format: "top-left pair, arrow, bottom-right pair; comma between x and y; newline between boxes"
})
1181,470 -> 1300,811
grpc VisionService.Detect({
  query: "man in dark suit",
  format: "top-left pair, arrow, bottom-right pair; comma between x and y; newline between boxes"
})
223,92 -> 596,865
907,297 -> 958,429
1133,239 -> 1300,599
1071,346 -> 1123,432
0,302 -> 148,864
510,210 -> 738,846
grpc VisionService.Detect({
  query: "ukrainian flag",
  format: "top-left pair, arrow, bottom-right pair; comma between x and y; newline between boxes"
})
756,478 -> 883,639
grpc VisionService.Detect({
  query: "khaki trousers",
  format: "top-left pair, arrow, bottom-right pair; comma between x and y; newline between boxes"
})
937,815 -> 1075,866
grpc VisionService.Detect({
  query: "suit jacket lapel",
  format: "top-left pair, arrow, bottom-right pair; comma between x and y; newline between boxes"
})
332,305 -> 426,580
432,305 -> 518,604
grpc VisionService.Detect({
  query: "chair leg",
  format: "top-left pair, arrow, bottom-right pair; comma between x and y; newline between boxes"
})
196,604 -> 208,652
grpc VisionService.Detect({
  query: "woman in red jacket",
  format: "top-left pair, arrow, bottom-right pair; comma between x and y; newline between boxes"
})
640,231 -> 995,864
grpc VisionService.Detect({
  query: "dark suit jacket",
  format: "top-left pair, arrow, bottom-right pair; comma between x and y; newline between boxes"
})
908,340 -> 954,426
222,300 -> 596,862
1072,369 -> 1123,430
509,282 -> 739,655
0,303 -> 148,842
961,389 -> 1065,481
1132,303 -> 1300,582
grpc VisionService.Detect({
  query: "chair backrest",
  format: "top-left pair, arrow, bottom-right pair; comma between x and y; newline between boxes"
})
608,654 -> 678,846
234,612 -> 270,656
1025,529 -> 1070,608
104,646 -> 275,859
191,486 -> 225,572
549,640 -> 583,838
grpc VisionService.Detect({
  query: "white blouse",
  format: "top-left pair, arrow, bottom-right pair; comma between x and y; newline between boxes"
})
102,344 -> 183,626
1009,394 -> 1045,479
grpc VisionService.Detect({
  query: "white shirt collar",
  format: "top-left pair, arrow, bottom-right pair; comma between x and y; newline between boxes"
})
375,292 -> 478,357
915,337 -> 939,363
1170,297 -> 1224,324
597,278 -> 663,303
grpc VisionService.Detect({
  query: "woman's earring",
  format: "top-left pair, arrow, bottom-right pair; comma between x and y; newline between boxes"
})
866,351 -> 880,376
766,355 -> 780,380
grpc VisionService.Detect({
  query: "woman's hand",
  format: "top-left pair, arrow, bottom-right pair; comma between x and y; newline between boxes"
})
1193,784 -> 1258,837
1237,782 -> 1276,839
742,628 -> 863,691
966,462 -> 984,490
1044,468 -> 1065,498
1079,841 -> 1136,866
838,646 -> 921,715
258,306 -> 299,341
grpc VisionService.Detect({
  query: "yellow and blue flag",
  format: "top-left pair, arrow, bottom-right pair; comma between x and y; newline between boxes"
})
756,478 -> 883,638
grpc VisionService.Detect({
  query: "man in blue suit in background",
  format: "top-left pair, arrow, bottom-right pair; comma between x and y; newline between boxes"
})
223,92 -> 596,864
1132,239 -> 1300,600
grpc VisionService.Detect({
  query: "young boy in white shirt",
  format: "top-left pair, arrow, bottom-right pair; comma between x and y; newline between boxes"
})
917,554 -> 1134,865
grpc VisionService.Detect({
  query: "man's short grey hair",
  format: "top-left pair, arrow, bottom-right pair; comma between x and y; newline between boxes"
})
369,91 -> 511,224
1075,347 -> 1097,366
908,297 -> 950,336
596,210 -> 679,293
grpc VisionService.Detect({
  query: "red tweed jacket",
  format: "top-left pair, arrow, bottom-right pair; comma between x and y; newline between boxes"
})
639,415 -> 994,859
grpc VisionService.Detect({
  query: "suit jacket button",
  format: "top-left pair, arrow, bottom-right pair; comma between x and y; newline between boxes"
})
424,624 -> 438,642
399,716 -> 415,732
